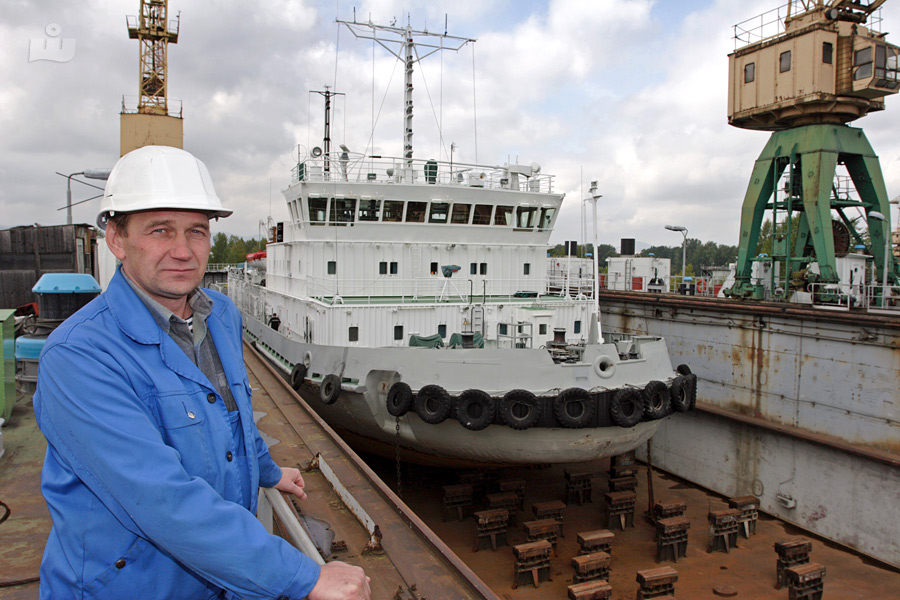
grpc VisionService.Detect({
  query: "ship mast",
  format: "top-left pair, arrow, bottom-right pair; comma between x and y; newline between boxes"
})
313,87 -> 343,174
337,17 -> 474,167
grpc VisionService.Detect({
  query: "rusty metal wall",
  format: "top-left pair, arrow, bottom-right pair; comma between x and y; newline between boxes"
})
599,292 -> 900,568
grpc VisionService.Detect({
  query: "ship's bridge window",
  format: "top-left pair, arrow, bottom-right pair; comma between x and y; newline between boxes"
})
473,204 -> 492,225
383,200 -> 404,222
329,198 -> 356,225
429,202 -> 449,223
823,43 -> 833,65
516,206 -> 538,229
494,205 -> 514,226
451,203 -> 471,224
538,207 -> 556,230
779,50 -> 791,73
309,197 -> 328,225
744,62 -> 755,83
406,201 -> 426,222
358,199 -> 381,221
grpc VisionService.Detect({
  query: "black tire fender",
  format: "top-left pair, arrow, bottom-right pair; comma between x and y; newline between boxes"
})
609,388 -> 644,428
456,389 -> 495,431
553,388 -> 595,428
676,364 -> 692,376
386,381 -> 413,417
670,376 -> 690,412
642,380 -> 670,420
290,363 -> 308,391
499,389 -> 542,430
319,374 -> 341,405
415,384 -> 453,424
685,373 -> 698,409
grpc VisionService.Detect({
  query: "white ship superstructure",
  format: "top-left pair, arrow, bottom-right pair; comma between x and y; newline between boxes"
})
227,17 -> 694,465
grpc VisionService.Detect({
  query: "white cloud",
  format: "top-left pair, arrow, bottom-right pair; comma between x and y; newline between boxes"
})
3,0 -> 900,247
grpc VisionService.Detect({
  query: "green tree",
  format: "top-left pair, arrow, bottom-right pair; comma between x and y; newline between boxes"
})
226,235 -> 248,264
210,232 -> 229,264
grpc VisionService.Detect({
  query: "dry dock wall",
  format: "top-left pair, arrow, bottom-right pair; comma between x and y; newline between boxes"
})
599,292 -> 900,568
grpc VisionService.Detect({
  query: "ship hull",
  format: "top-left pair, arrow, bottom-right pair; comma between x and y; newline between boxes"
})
243,310 -> 670,466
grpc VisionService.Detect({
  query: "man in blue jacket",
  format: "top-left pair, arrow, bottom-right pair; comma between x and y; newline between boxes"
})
34,146 -> 370,600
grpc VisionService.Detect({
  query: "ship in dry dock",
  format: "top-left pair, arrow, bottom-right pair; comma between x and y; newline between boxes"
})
227,17 -> 697,467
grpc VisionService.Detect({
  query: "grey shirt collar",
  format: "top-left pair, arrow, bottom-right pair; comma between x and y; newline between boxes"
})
121,270 -> 211,344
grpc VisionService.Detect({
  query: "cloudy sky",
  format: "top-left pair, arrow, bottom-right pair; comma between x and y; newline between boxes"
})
4,0 -> 900,249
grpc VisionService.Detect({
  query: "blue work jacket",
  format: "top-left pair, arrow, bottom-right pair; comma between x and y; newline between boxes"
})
34,269 -> 320,599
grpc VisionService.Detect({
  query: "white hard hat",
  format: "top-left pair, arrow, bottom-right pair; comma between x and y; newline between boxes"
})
97,145 -> 232,229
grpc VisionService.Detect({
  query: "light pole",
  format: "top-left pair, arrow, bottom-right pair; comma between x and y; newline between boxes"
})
64,169 -> 112,225
665,225 -> 688,281
869,211 -> 890,307
588,181 -> 602,318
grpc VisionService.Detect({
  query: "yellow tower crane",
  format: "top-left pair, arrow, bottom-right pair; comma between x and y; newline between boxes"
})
119,0 -> 183,156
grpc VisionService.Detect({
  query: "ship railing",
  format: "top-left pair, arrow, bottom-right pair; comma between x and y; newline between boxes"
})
864,282 -> 900,314
302,275 -> 593,305
291,153 -> 556,194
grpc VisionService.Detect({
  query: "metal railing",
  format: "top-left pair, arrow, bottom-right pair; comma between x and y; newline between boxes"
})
281,273 -> 592,306
291,153 -> 556,194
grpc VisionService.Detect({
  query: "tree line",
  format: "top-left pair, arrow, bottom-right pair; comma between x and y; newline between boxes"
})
209,233 -> 267,264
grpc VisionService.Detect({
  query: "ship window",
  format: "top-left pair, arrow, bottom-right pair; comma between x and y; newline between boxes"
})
539,323 -> 547,335
451,203 -> 471,224
327,261 -> 336,275
379,261 -> 387,275
822,43 -> 833,65
494,205 -> 514,226
383,200 -> 404,222
470,263 -> 477,275
744,62 -> 755,83
309,198 -> 328,225
524,263 -> 531,275
854,46 -> 873,80
394,325 -> 403,341
538,207 -> 556,230
779,51 -> 791,73
430,262 -> 438,275
473,204 -> 493,225
358,199 -> 381,221
480,263 -> 488,275
329,198 -> 356,225
349,326 -> 359,342
390,261 -> 398,274
429,202 -> 450,223
406,201 -> 426,222
499,323 -> 508,335
574,320 -> 582,334
438,324 -> 447,338
516,206 -> 537,229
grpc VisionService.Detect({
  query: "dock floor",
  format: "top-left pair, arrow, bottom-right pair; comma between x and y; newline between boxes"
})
361,449 -> 900,599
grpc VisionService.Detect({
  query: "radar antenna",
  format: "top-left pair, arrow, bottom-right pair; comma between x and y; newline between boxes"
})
337,18 -> 474,167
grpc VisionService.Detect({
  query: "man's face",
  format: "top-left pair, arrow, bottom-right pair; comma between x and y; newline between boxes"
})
107,210 -> 211,310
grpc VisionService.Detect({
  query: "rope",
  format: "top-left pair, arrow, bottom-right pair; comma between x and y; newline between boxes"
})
471,43 -> 478,163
